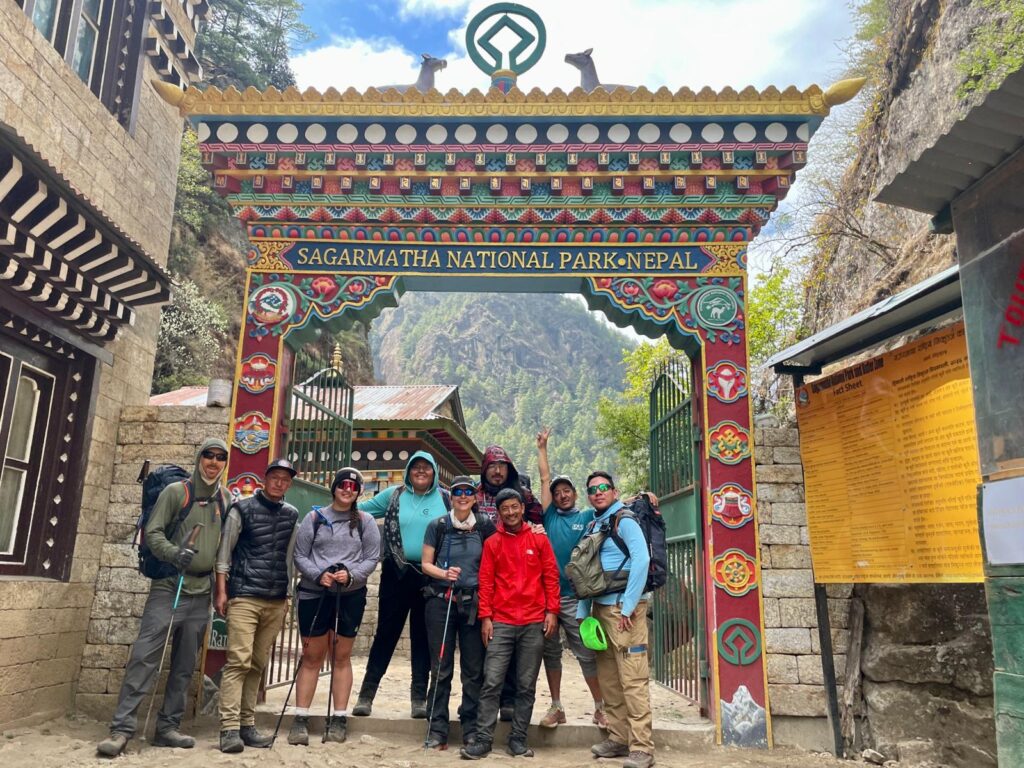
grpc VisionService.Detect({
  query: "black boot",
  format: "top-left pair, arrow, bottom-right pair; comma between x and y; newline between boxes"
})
351,696 -> 373,716
96,733 -> 128,758
460,740 -> 492,760
219,730 -> 244,754
239,725 -> 273,748
287,715 -> 309,746
152,729 -> 195,749
324,715 -> 347,743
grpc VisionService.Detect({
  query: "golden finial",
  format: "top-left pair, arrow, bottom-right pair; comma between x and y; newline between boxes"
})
151,79 -> 187,109
331,343 -> 343,372
823,77 -> 867,107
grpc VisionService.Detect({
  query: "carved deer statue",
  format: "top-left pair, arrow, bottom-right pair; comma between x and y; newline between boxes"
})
564,48 -> 636,93
379,53 -> 447,93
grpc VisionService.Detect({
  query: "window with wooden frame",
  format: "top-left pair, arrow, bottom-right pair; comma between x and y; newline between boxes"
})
16,0 -> 147,128
0,321 -> 95,580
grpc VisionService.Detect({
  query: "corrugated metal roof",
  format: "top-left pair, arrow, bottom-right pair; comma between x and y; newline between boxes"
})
765,265 -> 961,374
875,67 -> 1024,215
353,385 -> 458,421
149,386 -> 210,406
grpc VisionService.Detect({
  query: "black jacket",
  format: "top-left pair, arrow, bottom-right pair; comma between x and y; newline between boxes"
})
228,492 -> 298,600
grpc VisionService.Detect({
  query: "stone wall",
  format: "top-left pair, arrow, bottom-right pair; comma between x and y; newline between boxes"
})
0,3 -> 184,729
756,415 -> 996,764
755,414 -> 850,749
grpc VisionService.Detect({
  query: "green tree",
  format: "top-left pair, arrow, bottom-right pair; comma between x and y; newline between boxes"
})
152,280 -> 230,393
747,265 -> 803,413
198,0 -> 314,91
957,0 -> 1024,97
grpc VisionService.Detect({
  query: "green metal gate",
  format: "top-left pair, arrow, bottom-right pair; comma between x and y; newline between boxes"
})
266,340 -> 353,688
648,357 -> 707,710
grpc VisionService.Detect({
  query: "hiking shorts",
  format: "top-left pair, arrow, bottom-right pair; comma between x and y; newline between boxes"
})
298,587 -> 367,638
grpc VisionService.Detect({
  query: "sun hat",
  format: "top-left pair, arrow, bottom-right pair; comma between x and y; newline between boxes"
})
580,616 -> 608,651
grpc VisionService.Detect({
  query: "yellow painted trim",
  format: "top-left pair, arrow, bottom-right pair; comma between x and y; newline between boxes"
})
226,271 -> 254,481
157,82 -> 858,118
233,201 -> 775,211
215,169 -> 794,180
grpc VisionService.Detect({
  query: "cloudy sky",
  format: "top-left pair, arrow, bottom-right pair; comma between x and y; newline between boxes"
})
293,0 -> 855,95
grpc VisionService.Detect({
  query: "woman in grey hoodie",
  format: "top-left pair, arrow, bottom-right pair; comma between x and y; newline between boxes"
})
289,467 -> 380,745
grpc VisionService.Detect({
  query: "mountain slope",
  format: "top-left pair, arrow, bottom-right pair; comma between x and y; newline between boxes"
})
370,293 -> 636,486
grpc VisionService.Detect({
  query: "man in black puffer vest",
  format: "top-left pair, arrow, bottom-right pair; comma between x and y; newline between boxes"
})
214,459 -> 299,753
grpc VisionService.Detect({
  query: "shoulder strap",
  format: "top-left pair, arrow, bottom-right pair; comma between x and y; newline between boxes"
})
610,508 -> 635,558
440,487 -> 452,512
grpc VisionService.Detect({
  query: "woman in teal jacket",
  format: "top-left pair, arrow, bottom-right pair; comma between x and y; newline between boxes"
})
351,451 -> 450,718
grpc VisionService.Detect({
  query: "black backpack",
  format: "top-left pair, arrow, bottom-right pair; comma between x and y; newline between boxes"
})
609,493 -> 668,593
133,464 -> 227,579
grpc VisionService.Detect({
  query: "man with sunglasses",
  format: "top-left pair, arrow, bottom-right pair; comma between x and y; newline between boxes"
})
214,458 -> 299,753
98,438 -> 230,757
575,472 -> 654,768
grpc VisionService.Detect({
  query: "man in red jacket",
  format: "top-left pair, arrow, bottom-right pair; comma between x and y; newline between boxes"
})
461,488 -> 560,760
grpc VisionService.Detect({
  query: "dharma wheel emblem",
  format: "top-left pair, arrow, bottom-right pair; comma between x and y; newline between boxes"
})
466,2 -> 546,92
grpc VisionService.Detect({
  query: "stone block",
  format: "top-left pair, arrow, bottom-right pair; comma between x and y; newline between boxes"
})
772,447 -> 803,464
762,597 -> 781,627
811,628 -> 850,655
767,653 -> 799,684
105,617 -> 144,645
77,667 -> 107,694
825,583 -> 854,599
770,544 -> 812,569
75,692 -> 118,720
754,414 -> 780,430
771,503 -> 807,526
755,464 -> 805,484
106,567 -> 150,594
0,609 -> 38,639
798,653 -> 846,685
757,483 -> 804,503
56,630 -> 87,659
92,590 -> 145,620
184,421 -> 229,444
69,555 -> 101,584
779,598 -> 818,628
762,427 -> 800,447
141,422 -> 186,445
864,584 -> 989,645
769,683 -> 827,717
0,634 -> 58,666
101,543 -> 137,569
81,643 -> 128,669
754,446 -> 772,464
766,628 -> 813,655
0,581 -> 49,610
760,525 -> 801,545
756,501 -> 771,525
763,569 -> 814,598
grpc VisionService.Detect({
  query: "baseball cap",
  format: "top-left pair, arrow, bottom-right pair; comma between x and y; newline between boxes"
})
549,474 -> 575,493
265,458 -> 297,477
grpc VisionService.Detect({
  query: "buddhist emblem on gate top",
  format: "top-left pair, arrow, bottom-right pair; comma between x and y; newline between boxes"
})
466,3 -> 546,80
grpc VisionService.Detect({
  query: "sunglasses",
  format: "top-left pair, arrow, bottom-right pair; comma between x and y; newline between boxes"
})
201,450 -> 228,461
586,483 -> 614,495
451,487 -> 475,497
336,479 -> 360,492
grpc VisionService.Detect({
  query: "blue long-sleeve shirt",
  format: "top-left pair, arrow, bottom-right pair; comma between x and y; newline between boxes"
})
576,500 -> 650,619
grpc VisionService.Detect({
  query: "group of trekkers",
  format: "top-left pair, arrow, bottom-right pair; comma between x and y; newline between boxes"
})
96,430 -> 656,768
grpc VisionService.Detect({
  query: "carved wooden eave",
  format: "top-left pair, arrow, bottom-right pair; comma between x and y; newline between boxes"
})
152,77 -> 867,119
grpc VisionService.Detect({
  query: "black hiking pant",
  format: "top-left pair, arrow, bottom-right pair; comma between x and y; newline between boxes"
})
424,591 -> 484,743
357,557 -> 430,703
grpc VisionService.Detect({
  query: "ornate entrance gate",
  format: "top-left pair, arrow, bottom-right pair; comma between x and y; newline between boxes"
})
156,41 -> 861,743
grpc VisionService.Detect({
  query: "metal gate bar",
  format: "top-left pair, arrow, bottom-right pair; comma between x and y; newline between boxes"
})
651,538 -> 701,700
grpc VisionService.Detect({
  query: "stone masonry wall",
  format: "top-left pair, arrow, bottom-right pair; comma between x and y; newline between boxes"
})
0,3 -> 184,729
754,414 -> 850,748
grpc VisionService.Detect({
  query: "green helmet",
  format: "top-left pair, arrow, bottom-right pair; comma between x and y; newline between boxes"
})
580,616 -> 608,651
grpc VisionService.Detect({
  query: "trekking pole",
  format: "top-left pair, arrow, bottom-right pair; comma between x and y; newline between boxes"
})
322,584 -> 343,743
424,527 -> 455,748
142,523 -> 203,741
270,589 -> 327,748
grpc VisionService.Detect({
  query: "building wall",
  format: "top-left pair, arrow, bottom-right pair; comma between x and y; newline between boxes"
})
0,1 -> 184,727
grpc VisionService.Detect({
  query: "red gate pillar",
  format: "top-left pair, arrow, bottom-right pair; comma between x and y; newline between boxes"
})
588,274 -> 769,747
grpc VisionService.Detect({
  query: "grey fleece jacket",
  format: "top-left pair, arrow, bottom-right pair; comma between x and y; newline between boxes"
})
292,505 -> 381,599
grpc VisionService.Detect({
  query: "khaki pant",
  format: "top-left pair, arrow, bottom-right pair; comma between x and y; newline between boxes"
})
219,596 -> 288,729
593,601 -> 654,754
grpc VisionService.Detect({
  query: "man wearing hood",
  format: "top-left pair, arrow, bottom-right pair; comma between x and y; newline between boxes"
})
351,451 -> 450,718
98,438 -> 230,757
476,445 -> 543,525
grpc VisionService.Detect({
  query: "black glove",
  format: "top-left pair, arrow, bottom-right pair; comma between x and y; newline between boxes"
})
172,547 -> 196,571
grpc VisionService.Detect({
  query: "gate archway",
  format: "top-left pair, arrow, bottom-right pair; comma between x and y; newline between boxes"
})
156,75 -> 862,747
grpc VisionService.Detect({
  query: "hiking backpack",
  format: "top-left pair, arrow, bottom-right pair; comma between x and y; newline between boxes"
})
565,493 -> 668,599
133,464 -> 227,579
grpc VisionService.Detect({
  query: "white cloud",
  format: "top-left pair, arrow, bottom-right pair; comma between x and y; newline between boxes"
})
295,0 -> 850,94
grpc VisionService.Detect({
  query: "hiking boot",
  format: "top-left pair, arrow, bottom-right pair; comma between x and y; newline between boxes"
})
540,704 -> 566,728
152,729 -> 195,749
592,707 -> 609,730
499,705 -> 514,722
424,734 -> 447,750
287,715 -> 309,746
623,751 -> 655,768
506,738 -> 534,757
459,741 -> 492,760
411,700 -> 428,719
324,714 -> 347,743
239,725 -> 273,748
219,730 -> 244,754
591,738 -> 630,758
352,697 -> 373,716
97,733 -> 129,758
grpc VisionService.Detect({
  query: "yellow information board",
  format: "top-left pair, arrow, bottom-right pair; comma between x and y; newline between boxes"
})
795,323 -> 983,583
